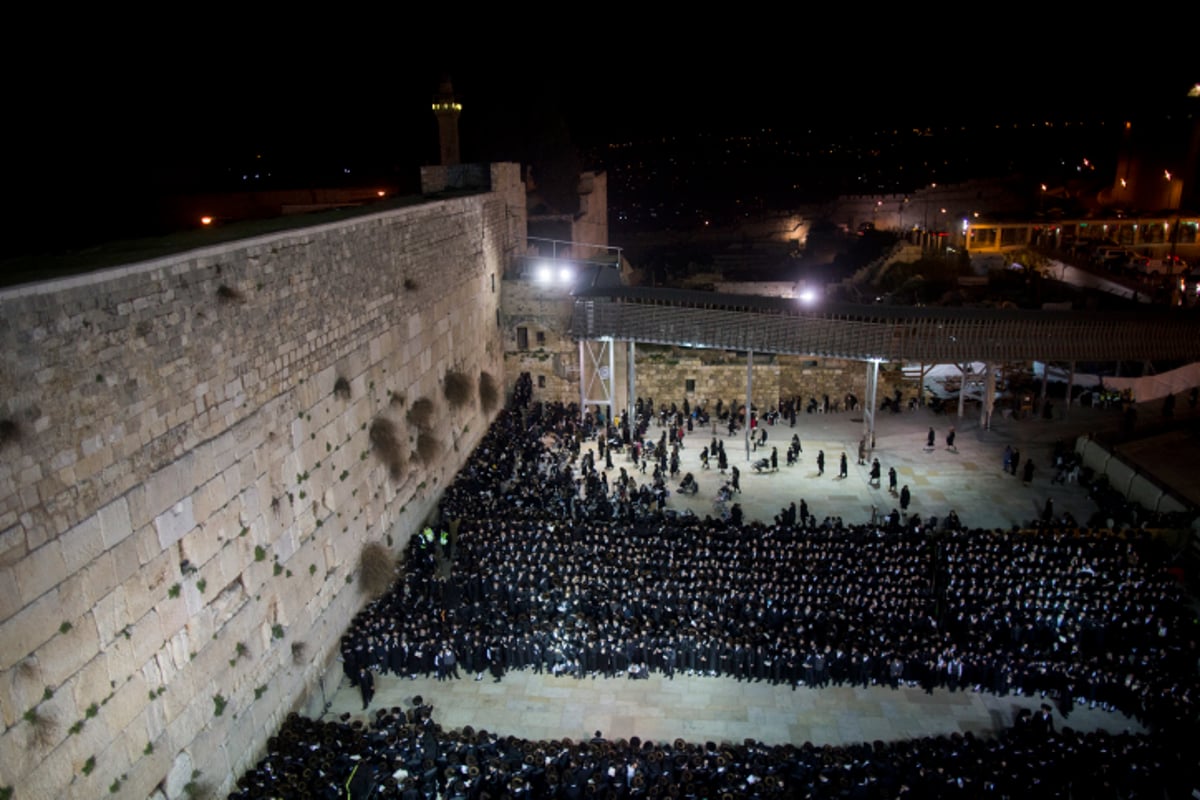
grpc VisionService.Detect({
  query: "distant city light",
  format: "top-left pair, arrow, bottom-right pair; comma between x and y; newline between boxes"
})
798,289 -> 816,304
377,191 -> 386,197
200,216 -> 213,226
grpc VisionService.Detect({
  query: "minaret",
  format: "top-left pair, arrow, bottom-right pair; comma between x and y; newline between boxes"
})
432,76 -> 462,166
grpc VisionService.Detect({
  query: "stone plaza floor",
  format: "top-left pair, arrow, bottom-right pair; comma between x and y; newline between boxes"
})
317,402 -> 1149,749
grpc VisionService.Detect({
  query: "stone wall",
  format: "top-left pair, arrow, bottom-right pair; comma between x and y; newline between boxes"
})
0,164 -> 522,799
626,350 -> 913,415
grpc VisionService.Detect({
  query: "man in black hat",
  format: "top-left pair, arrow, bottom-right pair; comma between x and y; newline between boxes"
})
358,666 -> 374,710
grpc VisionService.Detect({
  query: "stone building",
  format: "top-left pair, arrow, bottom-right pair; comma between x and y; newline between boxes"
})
0,164 -> 524,799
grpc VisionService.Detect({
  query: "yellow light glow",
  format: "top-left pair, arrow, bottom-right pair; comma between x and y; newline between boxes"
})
377,191 -> 385,197
1120,178 -> 1127,188
200,216 -> 213,226
1165,170 -> 1172,181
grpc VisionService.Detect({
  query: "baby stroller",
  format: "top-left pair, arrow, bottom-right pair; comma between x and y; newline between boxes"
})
677,472 -> 699,495
752,457 -> 771,473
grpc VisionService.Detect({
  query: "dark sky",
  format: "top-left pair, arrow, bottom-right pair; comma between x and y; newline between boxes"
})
14,37 -> 1192,178
3,24 -> 1194,254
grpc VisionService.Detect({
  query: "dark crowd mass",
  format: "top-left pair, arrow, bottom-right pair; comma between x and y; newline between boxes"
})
230,374 -> 1200,799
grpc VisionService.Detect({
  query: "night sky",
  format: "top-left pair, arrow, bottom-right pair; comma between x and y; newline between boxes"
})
3,25 -> 1194,257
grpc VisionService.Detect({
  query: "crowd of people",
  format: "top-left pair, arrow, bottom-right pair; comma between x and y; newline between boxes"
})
233,374 -> 1198,798
229,704 -> 1187,799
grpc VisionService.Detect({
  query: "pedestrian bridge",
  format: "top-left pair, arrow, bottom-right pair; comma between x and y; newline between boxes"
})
569,287 -> 1200,363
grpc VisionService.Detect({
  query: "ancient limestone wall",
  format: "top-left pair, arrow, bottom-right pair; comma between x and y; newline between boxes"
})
0,164 -> 522,799
619,351 -> 913,415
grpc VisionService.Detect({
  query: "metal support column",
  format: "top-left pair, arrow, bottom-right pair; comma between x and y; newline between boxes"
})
981,362 -> 996,430
608,341 -> 615,427
957,363 -> 968,418
745,350 -> 753,461
863,359 -> 879,447
1065,361 -> 1076,419
1037,362 -> 1049,418
626,341 -> 636,427
580,337 -> 616,426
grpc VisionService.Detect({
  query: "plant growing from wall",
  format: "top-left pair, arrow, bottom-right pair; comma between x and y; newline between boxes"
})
183,776 -> 212,799
271,624 -> 285,640
216,284 -> 244,304
82,756 -> 96,775
254,546 -> 267,562
359,541 -> 395,598
415,431 -> 441,464
24,706 -> 57,748
212,694 -> 227,717
369,416 -> 404,480
443,370 -> 472,409
479,371 -> 500,413
406,397 -> 435,430
0,419 -> 19,448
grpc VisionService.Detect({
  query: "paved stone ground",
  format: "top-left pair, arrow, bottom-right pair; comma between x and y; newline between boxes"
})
317,403 -> 1149,748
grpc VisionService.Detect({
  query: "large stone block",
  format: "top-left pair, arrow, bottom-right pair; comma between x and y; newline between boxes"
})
14,539 -> 67,607
165,748 -> 194,799
93,584 -> 130,647
80,549 -> 119,608
101,670 -> 149,745
0,589 -> 62,671
35,611 -> 99,690
0,565 -> 20,626
155,496 -> 197,550
124,549 -> 175,622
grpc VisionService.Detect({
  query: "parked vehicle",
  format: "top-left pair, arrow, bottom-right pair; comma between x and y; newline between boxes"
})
1132,254 -> 1189,276
1093,246 -> 1137,271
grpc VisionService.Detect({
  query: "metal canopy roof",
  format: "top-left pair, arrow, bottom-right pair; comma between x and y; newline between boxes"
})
569,288 -> 1200,363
